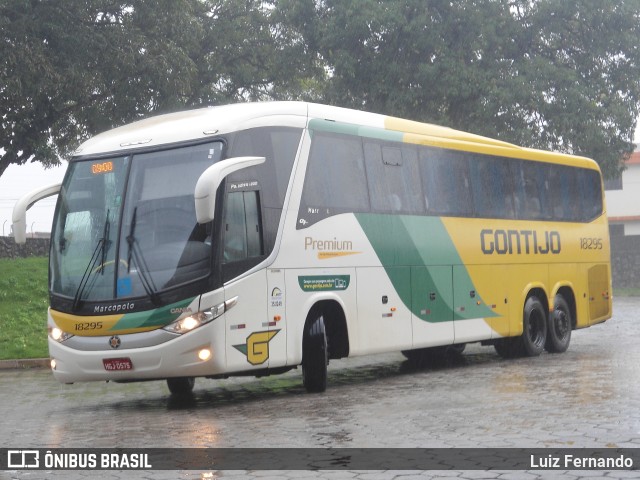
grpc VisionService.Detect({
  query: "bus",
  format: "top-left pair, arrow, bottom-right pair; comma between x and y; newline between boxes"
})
13,102 -> 612,394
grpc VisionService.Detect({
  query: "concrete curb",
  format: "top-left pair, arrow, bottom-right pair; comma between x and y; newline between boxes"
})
0,358 -> 49,370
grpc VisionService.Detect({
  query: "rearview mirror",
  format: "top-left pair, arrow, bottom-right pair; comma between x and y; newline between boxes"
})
13,182 -> 62,244
194,156 -> 265,224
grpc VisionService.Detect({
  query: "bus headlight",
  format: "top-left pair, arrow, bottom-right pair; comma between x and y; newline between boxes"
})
49,327 -> 73,343
163,297 -> 237,335
164,311 -> 214,334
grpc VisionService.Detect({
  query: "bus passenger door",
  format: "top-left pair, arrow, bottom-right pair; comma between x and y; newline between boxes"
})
221,189 -> 274,373
411,266 -> 454,348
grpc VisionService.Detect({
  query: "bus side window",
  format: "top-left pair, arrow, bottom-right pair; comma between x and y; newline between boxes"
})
420,147 -> 472,217
469,155 -> 515,219
305,133 -> 369,211
516,161 -> 546,220
363,142 -> 424,214
223,191 -> 263,263
580,169 -> 603,220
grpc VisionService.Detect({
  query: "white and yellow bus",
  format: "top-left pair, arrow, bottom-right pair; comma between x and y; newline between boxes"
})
13,102 -> 612,394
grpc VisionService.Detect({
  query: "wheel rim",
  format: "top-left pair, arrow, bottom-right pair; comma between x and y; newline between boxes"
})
553,308 -> 570,339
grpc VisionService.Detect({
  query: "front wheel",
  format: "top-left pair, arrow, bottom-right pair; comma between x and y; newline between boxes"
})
546,295 -> 572,353
167,377 -> 195,395
302,314 -> 328,393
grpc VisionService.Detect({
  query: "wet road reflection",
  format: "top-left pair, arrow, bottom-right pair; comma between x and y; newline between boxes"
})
1,298 -> 638,462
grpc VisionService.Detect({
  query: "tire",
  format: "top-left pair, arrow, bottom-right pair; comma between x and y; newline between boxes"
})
302,314 -> 328,393
546,295 -> 572,353
520,296 -> 548,357
402,348 -> 428,367
447,343 -> 466,355
167,377 -> 195,395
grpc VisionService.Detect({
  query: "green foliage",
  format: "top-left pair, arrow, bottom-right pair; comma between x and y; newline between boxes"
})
281,0 -> 640,178
0,257 -> 49,360
1,0 -> 639,179
0,0 -> 315,177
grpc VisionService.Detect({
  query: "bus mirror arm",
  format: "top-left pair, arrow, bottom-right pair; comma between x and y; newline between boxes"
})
12,182 -> 62,244
194,156 -> 265,224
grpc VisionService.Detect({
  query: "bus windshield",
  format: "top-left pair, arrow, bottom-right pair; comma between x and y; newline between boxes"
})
50,142 -> 223,305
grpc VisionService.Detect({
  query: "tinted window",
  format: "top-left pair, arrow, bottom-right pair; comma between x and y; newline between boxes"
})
228,126 -> 301,253
513,161 -> 551,220
364,142 -> 424,214
223,191 -> 263,263
579,169 -> 603,221
299,131 -> 603,225
419,147 -> 472,216
301,132 -> 369,212
469,155 -> 515,219
228,127 -> 301,208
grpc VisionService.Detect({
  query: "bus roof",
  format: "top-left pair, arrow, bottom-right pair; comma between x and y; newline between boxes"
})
72,101 -> 599,170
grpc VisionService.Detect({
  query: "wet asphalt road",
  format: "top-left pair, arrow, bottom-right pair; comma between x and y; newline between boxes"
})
1,297 -> 639,480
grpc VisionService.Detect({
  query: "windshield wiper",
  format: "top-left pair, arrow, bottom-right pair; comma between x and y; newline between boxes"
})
72,210 -> 111,311
126,207 -> 160,305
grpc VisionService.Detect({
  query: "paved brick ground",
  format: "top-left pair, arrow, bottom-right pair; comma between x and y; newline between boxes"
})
1,298 -> 639,479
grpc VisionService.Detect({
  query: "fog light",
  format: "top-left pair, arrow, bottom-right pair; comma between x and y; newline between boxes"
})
198,349 -> 211,361
50,359 -> 57,370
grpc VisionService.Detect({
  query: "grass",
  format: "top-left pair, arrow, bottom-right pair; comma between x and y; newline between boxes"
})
0,256 -> 49,360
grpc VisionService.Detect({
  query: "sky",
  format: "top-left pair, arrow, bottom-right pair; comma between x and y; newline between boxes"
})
0,123 -> 639,236
0,161 -> 67,236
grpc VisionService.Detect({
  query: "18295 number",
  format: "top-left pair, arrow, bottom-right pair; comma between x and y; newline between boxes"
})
580,237 -> 603,250
74,322 -> 103,331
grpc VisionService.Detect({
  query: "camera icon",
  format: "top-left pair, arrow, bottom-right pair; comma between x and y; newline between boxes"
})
7,450 -> 40,468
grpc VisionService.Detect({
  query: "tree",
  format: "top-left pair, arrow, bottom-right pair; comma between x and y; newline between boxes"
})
0,0 -> 205,177
2,1 -> 639,179
279,0 -> 640,178
0,0 -> 315,177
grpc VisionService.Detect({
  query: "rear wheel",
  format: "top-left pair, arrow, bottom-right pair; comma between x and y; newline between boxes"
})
167,377 -> 195,395
520,296 -> 548,356
546,295 -> 572,353
495,296 -> 548,358
302,314 -> 328,393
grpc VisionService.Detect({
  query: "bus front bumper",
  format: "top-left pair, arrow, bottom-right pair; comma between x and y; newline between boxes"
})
47,323 -> 226,384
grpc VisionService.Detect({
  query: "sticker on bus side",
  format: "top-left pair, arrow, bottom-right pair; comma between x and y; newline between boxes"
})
298,275 -> 350,292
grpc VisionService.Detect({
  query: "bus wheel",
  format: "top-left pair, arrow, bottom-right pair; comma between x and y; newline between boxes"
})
546,295 -> 572,353
448,344 -> 466,355
302,314 -> 328,393
520,296 -> 548,356
167,377 -> 195,395
402,349 -> 426,366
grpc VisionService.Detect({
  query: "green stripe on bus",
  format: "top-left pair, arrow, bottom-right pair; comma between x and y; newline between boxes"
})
110,297 -> 197,331
308,119 -> 404,143
355,213 -> 496,321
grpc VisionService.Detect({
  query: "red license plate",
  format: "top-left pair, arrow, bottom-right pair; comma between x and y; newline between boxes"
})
103,358 -> 133,371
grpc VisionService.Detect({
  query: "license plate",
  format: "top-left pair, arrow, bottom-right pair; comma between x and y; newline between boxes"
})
103,358 -> 133,371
